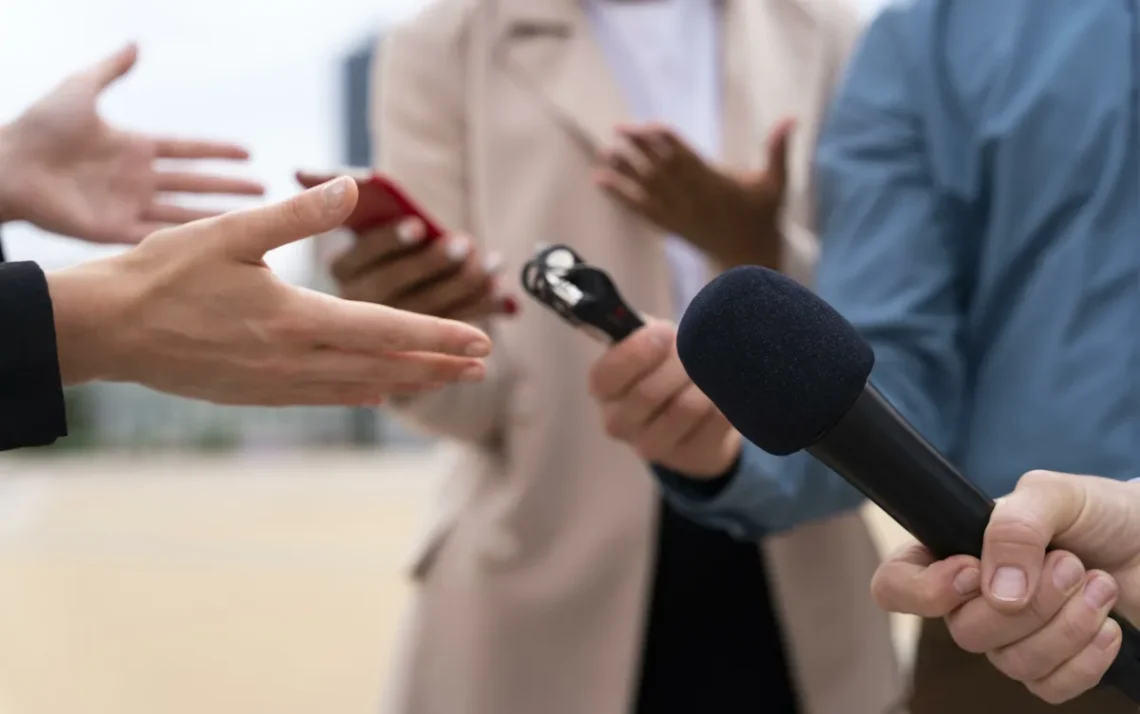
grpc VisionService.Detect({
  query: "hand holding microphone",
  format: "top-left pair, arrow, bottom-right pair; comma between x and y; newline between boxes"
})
587,321 -> 741,478
675,265 -> 1140,704
873,470 -> 1140,704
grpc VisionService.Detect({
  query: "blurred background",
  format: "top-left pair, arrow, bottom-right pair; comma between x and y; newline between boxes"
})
0,0 -> 900,712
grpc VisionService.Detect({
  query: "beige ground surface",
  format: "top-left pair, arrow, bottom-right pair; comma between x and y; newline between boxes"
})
0,451 -> 917,714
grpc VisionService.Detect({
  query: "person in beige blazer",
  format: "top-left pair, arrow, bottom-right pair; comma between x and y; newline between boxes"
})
329,0 -> 904,712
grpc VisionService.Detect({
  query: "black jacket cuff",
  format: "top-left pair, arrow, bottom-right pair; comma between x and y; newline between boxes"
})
653,451 -> 743,502
0,261 -> 67,450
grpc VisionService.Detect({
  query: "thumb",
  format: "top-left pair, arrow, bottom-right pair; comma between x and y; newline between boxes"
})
762,117 -> 796,194
220,177 -> 358,261
84,42 -> 139,90
982,470 -> 1085,612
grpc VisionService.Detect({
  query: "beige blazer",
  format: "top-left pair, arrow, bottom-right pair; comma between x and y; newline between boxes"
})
373,1 -> 904,713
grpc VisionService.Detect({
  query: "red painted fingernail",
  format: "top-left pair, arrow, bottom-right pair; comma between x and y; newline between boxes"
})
502,296 -> 520,315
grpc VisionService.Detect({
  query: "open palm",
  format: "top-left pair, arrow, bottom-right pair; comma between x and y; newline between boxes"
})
0,43 -> 263,244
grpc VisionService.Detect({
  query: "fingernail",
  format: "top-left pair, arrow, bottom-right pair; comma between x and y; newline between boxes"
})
459,364 -> 485,382
1084,575 -> 1117,610
483,251 -> 505,274
1052,555 -> 1085,593
445,235 -> 471,262
650,327 -> 671,349
396,218 -> 426,244
501,296 -> 520,316
1095,621 -> 1120,650
465,340 -> 491,358
991,566 -> 1028,601
322,177 -> 349,210
953,566 -> 981,596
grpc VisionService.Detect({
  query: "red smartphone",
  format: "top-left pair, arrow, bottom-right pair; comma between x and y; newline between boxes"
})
295,168 -> 446,239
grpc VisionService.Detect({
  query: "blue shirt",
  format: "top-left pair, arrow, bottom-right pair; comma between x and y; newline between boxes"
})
658,0 -> 1140,539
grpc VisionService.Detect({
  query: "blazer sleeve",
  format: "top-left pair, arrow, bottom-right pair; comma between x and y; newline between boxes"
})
0,259 -> 68,450
372,5 -> 514,448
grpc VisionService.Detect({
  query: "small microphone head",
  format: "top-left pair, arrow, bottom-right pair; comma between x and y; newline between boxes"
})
677,266 -> 874,456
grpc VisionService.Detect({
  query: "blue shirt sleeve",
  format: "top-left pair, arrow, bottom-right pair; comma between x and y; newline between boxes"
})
655,5 -> 969,538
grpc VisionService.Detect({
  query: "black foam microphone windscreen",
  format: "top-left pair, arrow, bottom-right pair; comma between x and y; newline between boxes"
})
677,266 -> 873,455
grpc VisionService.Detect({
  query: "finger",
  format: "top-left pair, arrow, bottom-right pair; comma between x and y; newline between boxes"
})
84,42 -> 138,90
653,128 -> 701,169
617,124 -> 673,163
1026,618 -> 1122,706
141,203 -> 223,224
602,147 -> 651,183
870,543 -> 980,618
988,571 -> 1118,684
588,322 -> 675,400
762,117 -> 797,192
294,347 -> 487,389
447,290 -> 516,322
295,290 -> 491,358
330,218 -> 424,283
982,470 -> 1087,611
595,169 -> 651,208
370,235 -> 476,305
641,383 -> 716,449
153,139 -> 252,161
218,176 -> 358,260
601,351 -> 691,441
392,251 -> 495,317
154,172 -> 265,196
950,550 -> 1087,653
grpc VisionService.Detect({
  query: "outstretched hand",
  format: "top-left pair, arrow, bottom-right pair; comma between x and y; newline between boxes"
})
594,118 -> 795,268
47,177 -> 492,407
0,43 -> 263,244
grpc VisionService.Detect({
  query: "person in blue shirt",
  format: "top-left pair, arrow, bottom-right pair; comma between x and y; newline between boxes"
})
590,0 -> 1139,712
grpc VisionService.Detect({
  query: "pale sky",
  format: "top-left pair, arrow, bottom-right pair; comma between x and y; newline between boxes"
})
0,0 -> 888,281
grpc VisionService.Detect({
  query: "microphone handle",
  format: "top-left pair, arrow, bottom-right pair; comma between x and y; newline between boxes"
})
808,384 -> 1140,703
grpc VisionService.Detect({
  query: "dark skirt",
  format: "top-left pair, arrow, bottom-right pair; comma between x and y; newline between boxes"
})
634,497 -> 801,714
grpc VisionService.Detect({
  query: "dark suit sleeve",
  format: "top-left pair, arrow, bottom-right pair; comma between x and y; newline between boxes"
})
0,256 -> 68,451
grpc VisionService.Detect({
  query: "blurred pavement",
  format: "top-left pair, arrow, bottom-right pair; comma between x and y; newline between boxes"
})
0,451 -> 917,714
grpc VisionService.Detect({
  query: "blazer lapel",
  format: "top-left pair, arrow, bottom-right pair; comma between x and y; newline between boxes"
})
731,0 -> 826,187
493,0 -> 631,154
719,0 -> 758,173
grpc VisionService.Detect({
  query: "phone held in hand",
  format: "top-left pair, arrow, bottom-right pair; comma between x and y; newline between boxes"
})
295,168 -> 446,239
521,244 -> 644,344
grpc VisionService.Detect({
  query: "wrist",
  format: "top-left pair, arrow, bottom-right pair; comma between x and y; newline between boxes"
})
45,254 -> 140,385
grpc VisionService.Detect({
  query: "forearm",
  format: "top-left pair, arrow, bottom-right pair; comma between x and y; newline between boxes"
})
0,261 -> 67,450
654,438 -> 865,539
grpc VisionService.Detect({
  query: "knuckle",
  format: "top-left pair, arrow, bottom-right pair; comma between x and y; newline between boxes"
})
1058,602 -> 1101,647
989,647 -> 1043,684
1018,469 -> 1062,488
266,312 -> 316,343
676,385 -> 711,419
869,572 -> 901,612
629,381 -> 660,411
947,618 -> 988,654
985,516 -> 1051,553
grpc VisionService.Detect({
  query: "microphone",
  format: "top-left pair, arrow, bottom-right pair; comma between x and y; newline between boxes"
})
676,265 -> 1140,704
